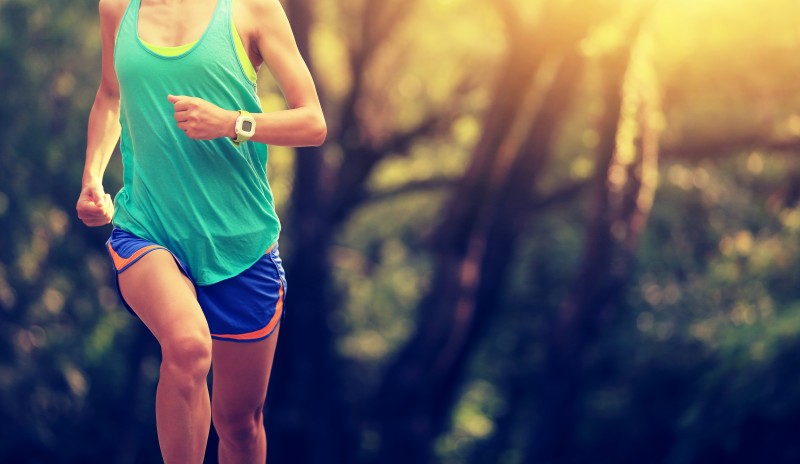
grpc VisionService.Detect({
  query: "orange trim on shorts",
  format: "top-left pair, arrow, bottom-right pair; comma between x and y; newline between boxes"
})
107,242 -> 164,272
211,279 -> 284,341
265,242 -> 276,254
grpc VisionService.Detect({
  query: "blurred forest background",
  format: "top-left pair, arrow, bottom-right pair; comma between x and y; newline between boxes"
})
3,0 -> 800,462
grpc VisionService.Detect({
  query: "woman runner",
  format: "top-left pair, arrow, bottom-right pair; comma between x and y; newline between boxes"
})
75,0 -> 326,462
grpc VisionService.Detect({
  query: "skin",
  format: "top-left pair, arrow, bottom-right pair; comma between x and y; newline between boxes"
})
76,0 -> 325,462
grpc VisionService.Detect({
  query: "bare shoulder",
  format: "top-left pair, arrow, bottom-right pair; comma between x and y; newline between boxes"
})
236,0 -> 293,56
239,0 -> 286,22
98,0 -> 129,25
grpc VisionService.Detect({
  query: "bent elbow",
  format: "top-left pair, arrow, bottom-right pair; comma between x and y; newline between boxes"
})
97,80 -> 120,101
311,116 -> 327,147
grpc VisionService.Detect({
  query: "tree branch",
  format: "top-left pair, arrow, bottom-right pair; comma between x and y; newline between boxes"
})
376,107 -> 459,156
359,175 -> 589,213
361,177 -> 456,205
662,134 -> 800,160
530,178 -> 590,210
328,102 -> 463,225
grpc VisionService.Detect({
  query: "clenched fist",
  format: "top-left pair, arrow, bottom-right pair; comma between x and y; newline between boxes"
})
167,94 -> 238,141
76,182 -> 114,227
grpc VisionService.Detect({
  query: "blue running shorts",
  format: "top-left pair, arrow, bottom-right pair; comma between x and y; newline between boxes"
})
105,228 -> 286,342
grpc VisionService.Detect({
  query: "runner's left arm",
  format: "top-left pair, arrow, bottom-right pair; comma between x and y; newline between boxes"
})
167,0 -> 326,147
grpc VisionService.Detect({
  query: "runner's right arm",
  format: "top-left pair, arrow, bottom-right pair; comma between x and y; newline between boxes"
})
77,0 -> 125,227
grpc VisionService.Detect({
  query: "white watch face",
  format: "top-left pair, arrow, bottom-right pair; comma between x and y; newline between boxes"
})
236,115 -> 256,140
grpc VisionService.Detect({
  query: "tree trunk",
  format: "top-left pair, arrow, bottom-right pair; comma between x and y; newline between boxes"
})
267,1 -> 354,463
367,14 -> 595,461
526,14 -> 661,462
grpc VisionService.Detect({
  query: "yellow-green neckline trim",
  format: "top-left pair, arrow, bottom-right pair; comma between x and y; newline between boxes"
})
140,21 -> 257,83
140,38 -> 198,56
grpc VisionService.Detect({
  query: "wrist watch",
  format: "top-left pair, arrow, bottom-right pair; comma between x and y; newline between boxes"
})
232,110 -> 256,146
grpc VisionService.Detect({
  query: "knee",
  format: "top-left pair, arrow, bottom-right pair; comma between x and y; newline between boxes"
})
160,334 -> 212,392
214,407 -> 264,450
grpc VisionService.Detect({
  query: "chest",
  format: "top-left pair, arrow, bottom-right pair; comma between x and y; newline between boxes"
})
137,0 -> 220,46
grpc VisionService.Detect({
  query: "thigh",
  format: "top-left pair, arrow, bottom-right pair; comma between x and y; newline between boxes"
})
211,326 -> 281,416
118,249 -> 209,343
197,245 -> 285,343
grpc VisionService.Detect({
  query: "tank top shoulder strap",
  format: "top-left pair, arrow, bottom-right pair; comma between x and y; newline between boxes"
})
205,0 -> 232,38
115,0 -> 139,55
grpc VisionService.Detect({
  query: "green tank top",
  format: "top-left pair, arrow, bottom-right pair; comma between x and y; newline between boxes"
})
113,0 -> 280,285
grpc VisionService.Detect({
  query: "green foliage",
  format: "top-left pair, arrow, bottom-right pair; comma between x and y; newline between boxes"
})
0,1 -> 160,461
3,0 -> 800,462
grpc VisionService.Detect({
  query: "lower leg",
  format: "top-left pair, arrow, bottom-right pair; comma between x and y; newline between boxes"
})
217,409 -> 266,464
156,365 -> 211,463
212,327 -> 280,464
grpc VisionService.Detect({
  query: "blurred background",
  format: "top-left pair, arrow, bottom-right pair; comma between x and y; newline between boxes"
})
2,0 -> 800,462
